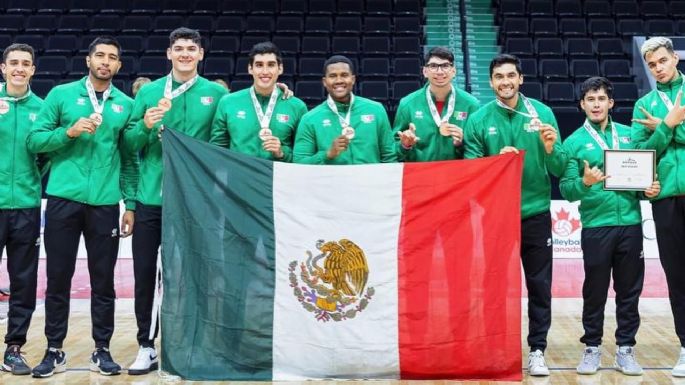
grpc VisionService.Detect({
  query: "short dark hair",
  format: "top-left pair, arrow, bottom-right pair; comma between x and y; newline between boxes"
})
88,36 -> 121,57
249,41 -> 282,65
169,27 -> 202,47
489,54 -> 522,77
425,46 -> 454,65
3,43 -> 34,63
323,55 -> 355,75
580,76 -> 613,100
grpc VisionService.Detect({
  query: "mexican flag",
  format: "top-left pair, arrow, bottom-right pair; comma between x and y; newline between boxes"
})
160,129 -> 523,381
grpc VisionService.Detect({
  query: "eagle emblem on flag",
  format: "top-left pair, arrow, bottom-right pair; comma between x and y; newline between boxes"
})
289,239 -> 374,322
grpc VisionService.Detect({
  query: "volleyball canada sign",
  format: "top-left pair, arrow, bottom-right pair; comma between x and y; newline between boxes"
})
549,200 -> 659,259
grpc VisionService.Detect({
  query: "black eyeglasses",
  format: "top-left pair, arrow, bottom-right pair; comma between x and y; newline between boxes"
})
424,63 -> 453,72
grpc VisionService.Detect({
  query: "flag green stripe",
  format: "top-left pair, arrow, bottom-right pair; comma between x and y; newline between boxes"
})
161,129 -> 275,380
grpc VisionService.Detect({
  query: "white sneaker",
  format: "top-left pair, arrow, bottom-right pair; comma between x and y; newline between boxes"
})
528,349 -> 550,376
673,347 -> 685,377
127,346 -> 158,375
576,346 -> 601,374
614,346 -> 643,376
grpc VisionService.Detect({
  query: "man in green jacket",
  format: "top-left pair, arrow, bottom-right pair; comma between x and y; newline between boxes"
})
562,77 -> 661,376
210,41 -> 307,161
393,46 -> 479,161
293,55 -> 396,164
631,36 -> 685,377
26,36 -> 137,377
464,54 -> 567,377
0,43 -> 43,376
124,27 -> 227,375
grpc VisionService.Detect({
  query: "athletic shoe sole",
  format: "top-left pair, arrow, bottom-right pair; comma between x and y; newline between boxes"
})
1,363 -> 32,375
89,362 -> 121,376
31,363 -> 66,378
614,362 -> 643,376
128,361 -> 159,375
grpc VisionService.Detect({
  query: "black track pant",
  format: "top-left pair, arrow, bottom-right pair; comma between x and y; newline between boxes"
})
0,208 -> 40,347
43,198 -> 119,349
652,196 -> 685,347
579,225 -> 644,347
131,202 -> 161,348
521,211 -> 553,352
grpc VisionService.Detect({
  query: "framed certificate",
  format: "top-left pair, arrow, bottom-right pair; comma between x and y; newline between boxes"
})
603,149 -> 656,191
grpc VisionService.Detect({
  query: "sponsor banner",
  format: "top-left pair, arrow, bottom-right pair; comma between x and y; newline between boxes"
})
550,200 -> 658,259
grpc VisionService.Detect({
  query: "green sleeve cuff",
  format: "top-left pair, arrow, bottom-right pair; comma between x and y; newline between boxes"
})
125,200 -> 136,211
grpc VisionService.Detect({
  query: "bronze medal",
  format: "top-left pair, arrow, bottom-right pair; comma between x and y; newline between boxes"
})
89,112 -> 103,126
439,121 -> 451,136
529,117 -> 542,131
158,97 -> 172,112
0,100 -> 9,115
342,126 -> 355,140
259,127 -> 272,140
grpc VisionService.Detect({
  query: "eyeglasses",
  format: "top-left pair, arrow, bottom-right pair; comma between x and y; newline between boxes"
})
425,62 -> 454,72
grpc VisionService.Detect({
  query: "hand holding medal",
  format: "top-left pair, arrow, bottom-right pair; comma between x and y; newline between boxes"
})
259,127 -> 272,141
341,125 -> 355,140
89,112 -> 103,127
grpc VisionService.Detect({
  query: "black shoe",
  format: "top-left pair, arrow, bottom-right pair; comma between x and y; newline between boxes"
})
31,348 -> 66,378
2,345 -> 31,375
90,347 -> 121,376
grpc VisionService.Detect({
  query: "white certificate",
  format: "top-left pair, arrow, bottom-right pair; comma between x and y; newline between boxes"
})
603,149 -> 655,191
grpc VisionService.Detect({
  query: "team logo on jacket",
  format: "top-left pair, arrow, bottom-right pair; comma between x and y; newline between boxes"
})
585,143 -> 596,150
237,110 -> 246,119
323,119 -> 331,127
276,113 -> 289,123
361,114 -> 375,123
552,208 -> 581,237
289,239 -> 374,322
200,96 -> 213,105
488,126 -> 497,135
111,104 -> 124,113
28,113 -> 37,121
620,136 -> 631,144
455,111 -> 468,120
414,111 -> 424,119
0,100 -> 8,114
76,98 -> 86,106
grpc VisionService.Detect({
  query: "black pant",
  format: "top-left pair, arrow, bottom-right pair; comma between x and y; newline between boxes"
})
0,208 -> 40,347
580,225 -> 644,347
652,196 -> 685,347
43,198 -> 119,349
131,202 -> 161,348
521,211 -> 553,352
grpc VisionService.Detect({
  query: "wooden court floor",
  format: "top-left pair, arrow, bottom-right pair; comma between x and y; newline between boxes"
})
2,298 -> 685,385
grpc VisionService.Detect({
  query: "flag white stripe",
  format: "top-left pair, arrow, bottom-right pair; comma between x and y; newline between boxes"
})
272,163 -> 403,380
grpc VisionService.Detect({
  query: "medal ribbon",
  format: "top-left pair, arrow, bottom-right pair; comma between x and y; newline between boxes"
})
250,86 -> 280,128
583,119 -> 619,150
164,72 -> 198,100
327,93 -> 354,127
496,93 -> 539,120
425,85 -> 456,127
0,82 -> 33,102
657,72 -> 685,112
85,77 -> 111,114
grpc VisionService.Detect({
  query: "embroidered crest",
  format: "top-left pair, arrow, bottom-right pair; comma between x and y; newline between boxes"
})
585,143 -> 596,150
361,114 -> 375,123
276,113 -> 290,123
237,110 -> 246,119
414,111 -> 424,119
455,111 -> 468,120
200,96 -> 213,105
76,98 -> 86,106
289,239 -> 374,322
488,126 -> 497,136
323,119 -> 331,127
620,136 -> 631,144
28,113 -> 37,122
111,103 -> 123,113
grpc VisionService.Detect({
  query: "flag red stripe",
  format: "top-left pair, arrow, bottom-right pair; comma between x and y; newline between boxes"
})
398,154 -> 523,381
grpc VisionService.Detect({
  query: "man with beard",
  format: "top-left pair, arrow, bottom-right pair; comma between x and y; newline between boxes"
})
123,27 -> 228,375
631,36 -> 685,377
26,36 -> 137,378
293,55 -> 396,164
0,43 -> 44,376
464,53 -> 567,377
561,77 -> 660,376
210,41 -> 307,161
393,46 -> 479,161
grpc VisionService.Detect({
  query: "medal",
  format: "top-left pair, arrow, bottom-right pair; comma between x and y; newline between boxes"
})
426,86 -> 456,135
583,119 -> 619,150
259,127 -> 272,140
439,121 -> 451,136
250,86 -> 280,140
0,100 -> 9,115
327,94 -> 354,132
341,126 -> 355,140
158,97 -> 172,112
89,112 -> 103,126
529,117 -> 542,131
85,77 -> 111,126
